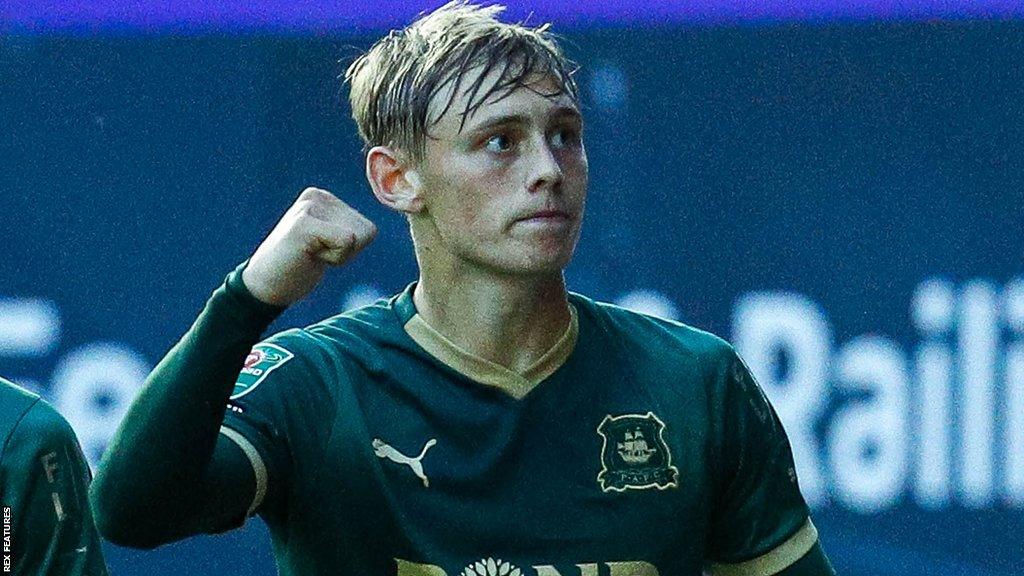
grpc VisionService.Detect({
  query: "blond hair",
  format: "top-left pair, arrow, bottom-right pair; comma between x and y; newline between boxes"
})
345,1 -> 579,162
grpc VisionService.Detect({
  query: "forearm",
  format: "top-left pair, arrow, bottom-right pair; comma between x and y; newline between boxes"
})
90,264 -> 282,547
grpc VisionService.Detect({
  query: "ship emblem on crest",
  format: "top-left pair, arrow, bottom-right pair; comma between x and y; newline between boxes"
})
597,412 -> 678,492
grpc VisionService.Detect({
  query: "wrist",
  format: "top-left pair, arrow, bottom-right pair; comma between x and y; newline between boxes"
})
219,262 -> 287,325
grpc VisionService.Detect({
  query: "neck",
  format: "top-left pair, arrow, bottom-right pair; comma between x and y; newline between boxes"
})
412,262 -> 572,374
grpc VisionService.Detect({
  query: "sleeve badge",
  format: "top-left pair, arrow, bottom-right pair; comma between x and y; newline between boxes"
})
231,343 -> 294,400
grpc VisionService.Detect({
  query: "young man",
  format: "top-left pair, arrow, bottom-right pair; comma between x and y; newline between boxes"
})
0,377 -> 109,575
91,2 -> 835,575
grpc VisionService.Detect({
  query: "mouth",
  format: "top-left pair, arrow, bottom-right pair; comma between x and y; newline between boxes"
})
516,209 -> 571,223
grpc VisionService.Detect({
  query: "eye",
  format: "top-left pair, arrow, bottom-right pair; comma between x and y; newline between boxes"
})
550,127 -> 581,149
484,133 -> 514,153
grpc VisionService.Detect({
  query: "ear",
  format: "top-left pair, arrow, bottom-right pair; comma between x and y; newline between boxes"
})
366,146 -> 425,215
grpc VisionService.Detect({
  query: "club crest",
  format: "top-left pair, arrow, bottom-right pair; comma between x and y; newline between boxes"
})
597,412 -> 678,492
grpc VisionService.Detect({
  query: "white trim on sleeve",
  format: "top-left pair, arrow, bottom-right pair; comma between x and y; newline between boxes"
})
219,425 -> 268,517
709,518 -> 819,576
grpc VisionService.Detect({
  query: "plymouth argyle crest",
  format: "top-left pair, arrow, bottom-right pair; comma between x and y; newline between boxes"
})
597,412 -> 679,492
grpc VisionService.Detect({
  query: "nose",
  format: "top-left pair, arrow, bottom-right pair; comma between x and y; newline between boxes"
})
527,138 -> 563,194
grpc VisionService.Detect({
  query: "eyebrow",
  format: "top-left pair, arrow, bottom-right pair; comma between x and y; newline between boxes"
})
464,105 -> 582,137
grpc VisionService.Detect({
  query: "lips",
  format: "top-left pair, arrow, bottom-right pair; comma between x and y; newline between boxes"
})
517,209 -> 570,221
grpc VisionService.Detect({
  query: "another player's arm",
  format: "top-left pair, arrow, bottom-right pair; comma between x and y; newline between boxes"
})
89,187 -> 376,548
705,349 -> 836,576
2,398 -> 109,575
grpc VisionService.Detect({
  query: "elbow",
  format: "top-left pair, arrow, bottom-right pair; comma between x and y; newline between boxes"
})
96,524 -> 164,551
89,479 -> 169,550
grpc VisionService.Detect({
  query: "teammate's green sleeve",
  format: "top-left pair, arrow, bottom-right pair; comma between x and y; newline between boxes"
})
90,264 -> 284,548
1,389 -> 109,575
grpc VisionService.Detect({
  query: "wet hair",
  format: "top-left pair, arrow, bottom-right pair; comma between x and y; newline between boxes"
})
345,1 -> 579,162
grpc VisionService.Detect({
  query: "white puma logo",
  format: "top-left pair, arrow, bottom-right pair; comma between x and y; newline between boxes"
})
373,438 -> 437,487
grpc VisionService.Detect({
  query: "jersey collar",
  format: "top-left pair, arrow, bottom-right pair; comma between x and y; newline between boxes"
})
392,282 -> 579,400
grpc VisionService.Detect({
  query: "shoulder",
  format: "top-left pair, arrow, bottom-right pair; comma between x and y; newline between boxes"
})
0,378 -> 41,429
304,297 -> 397,345
0,380 -> 78,463
254,297 -> 400,374
570,292 -> 737,369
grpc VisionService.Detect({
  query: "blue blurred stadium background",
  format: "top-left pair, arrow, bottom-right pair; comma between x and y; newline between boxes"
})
1,2 -> 1022,575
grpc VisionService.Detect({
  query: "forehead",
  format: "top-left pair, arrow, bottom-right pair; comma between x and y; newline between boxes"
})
425,65 -> 578,139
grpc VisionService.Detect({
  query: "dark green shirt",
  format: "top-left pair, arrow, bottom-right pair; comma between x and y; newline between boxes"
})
0,378 -> 108,576
219,282 -> 828,576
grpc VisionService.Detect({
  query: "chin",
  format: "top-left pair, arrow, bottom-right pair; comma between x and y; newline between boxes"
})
461,236 -> 578,277
501,247 -> 576,276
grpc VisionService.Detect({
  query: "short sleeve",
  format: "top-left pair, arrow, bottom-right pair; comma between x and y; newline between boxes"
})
1,400 -> 109,576
706,349 -> 818,575
219,328 -> 335,522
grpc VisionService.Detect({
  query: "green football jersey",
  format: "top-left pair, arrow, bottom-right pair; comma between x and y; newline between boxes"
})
0,378 -> 108,576
221,282 -> 823,576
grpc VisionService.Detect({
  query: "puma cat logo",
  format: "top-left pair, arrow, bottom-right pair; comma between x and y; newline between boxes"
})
373,438 -> 438,487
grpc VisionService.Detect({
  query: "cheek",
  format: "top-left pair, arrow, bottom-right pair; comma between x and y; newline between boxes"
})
469,161 -> 514,203
559,150 -> 589,191
431,164 -> 511,236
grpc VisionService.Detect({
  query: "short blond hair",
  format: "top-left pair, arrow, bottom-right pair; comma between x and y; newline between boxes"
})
345,1 -> 579,162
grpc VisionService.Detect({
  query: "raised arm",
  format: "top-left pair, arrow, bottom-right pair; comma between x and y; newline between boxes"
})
89,187 -> 377,548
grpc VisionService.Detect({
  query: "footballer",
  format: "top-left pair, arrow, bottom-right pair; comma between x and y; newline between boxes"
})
91,2 -> 836,575
0,377 -> 109,575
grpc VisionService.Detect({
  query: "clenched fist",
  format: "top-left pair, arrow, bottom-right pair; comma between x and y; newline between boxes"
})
242,187 -> 377,306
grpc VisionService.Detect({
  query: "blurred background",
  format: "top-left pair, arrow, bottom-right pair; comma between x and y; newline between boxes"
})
1,1 -> 1022,575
